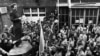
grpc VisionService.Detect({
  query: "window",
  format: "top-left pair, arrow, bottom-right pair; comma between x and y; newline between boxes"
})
71,8 -> 98,25
24,8 -> 46,16
80,9 -> 84,17
59,7 -> 69,28
23,8 -> 46,22
39,14 -> 45,16
39,8 -> 45,12
24,8 -> 30,13
72,9 -> 85,25
85,9 -> 97,24
32,14 -> 38,16
25,14 -> 30,17
32,8 -> 37,12
59,7 -> 69,23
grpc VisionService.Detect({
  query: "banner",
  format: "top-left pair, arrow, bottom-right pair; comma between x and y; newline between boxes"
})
39,20 -> 45,56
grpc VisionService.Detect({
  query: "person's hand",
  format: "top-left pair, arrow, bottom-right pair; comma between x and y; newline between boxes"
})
0,48 -> 8,54
4,39 -> 8,43
0,54 -> 2,56
0,40 -> 1,43
13,40 -> 17,44
9,40 -> 13,43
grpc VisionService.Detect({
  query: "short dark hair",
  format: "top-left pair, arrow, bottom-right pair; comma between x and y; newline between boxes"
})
10,3 -> 17,8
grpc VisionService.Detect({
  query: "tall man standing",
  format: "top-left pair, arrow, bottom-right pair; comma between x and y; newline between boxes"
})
9,3 -> 23,41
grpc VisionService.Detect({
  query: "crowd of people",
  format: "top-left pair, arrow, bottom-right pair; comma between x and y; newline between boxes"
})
0,3 -> 100,56
19,12 -> 100,56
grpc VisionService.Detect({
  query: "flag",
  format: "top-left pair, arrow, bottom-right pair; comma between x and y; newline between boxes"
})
39,20 -> 45,56
68,0 -> 71,8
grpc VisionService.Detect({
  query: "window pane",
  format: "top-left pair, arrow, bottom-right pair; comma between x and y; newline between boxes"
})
59,15 -> 64,22
72,9 -> 75,16
59,23 -> 64,29
86,9 -> 89,16
62,9 -> 65,14
39,8 -> 45,12
76,17 -> 79,20
85,17 -> 89,24
64,15 -> 68,22
32,14 -> 38,16
89,17 -> 93,20
24,8 -> 30,12
76,17 -> 80,24
90,9 -> 93,16
76,9 -> 79,16
94,9 -> 97,16
25,14 -> 30,17
32,8 -> 37,12
63,9 -> 66,14
93,17 -> 96,24
59,8 -> 63,14
80,9 -> 84,17
72,17 -> 75,24
40,14 -> 45,16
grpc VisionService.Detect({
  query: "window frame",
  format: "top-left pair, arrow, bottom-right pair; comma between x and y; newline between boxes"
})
23,7 -> 46,17
71,8 -> 98,25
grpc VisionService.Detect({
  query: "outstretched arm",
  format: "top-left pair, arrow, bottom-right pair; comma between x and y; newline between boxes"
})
0,47 -> 8,54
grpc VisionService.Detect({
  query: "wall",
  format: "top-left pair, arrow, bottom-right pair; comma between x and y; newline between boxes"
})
0,0 -> 100,7
59,0 -> 100,3
72,0 -> 100,3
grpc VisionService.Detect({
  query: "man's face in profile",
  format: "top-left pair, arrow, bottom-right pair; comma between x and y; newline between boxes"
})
13,4 -> 17,10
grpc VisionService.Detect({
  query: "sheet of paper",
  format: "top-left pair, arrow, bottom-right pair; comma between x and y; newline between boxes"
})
75,20 -> 79,23
88,20 -> 93,23
80,18 -> 84,23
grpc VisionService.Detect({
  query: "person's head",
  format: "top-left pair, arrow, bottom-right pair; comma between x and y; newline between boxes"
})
79,24 -> 82,27
61,27 -> 64,30
10,3 -> 17,10
51,13 -> 54,16
66,26 -> 68,29
83,27 -> 87,34
52,35 -> 56,39
86,47 -> 90,50
74,33 -> 77,37
93,24 -> 96,27
4,25 -> 8,32
2,33 -> 8,39
72,25 -> 75,29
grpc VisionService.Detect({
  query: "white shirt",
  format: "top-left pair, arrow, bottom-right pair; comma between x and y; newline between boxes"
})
61,39 -> 68,45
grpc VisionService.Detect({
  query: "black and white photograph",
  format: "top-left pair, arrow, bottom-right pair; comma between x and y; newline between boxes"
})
0,0 -> 100,56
